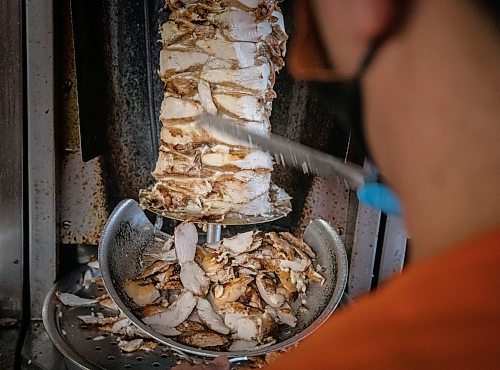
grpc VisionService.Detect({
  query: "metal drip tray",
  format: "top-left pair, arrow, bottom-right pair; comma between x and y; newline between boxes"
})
42,266 -> 180,370
99,199 -> 349,359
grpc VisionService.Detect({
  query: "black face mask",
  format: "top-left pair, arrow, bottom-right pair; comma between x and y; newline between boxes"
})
321,79 -> 367,160
315,38 -> 386,163
312,0 -> 413,163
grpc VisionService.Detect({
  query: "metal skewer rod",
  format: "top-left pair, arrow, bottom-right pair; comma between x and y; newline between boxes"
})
206,223 -> 222,243
154,215 -> 163,230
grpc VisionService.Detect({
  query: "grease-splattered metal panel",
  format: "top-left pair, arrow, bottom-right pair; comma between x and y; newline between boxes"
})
57,0 -> 109,245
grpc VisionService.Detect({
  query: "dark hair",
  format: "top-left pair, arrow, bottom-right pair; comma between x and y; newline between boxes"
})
481,0 -> 500,19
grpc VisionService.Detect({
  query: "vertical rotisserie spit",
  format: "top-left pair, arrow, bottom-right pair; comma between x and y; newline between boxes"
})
141,0 -> 288,220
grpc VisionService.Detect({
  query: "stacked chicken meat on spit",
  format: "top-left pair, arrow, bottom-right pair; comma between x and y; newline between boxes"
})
123,222 -> 325,350
141,0 -> 289,220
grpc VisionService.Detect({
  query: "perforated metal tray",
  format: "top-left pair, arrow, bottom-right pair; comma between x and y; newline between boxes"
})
42,266 -> 181,370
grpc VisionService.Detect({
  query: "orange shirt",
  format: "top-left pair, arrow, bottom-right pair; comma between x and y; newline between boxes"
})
265,227 -> 500,369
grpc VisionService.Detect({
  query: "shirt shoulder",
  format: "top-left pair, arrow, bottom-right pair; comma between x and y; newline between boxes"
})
264,226 -> 500,370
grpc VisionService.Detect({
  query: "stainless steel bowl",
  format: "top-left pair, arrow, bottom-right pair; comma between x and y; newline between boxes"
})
99,199 -> 348,358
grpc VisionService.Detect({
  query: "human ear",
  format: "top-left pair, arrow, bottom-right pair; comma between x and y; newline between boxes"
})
354,0 -> 398,40
310,0 -> 399,77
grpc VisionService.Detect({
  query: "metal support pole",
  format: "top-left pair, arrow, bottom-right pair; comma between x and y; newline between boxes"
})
206,224 -> 222,243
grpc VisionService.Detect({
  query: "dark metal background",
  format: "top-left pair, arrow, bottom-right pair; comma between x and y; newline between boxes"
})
0,1 -> 24,367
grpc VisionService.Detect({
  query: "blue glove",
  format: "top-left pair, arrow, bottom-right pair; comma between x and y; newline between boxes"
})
356,183 -> 402,216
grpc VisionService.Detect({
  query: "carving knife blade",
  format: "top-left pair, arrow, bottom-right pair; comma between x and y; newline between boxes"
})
198,114 -> 376,189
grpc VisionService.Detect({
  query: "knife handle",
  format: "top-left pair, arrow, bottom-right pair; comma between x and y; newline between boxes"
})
356,183 -> 402,216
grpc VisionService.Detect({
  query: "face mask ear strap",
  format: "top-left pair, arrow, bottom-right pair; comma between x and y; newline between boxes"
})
356,37 -> 385,78
314,79 -> 369,161
348,78 -> 371,160
357,0 -> 412,77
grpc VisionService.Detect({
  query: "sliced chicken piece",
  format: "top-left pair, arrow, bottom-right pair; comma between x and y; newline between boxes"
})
279,258 -> 310,272
145,248 -> 177,263
212,9 -> 272,42
208,264 -> 235,284
165,73 -> 199,98
251,243 -> 274,258
87,260 -> 100,269
112,318 -> 132,335
234,170 -> 267,185
255,273 -> 285,308
201,64 -> 271,93
230,150 -> 273,170
77,314 -> 119,326
221,302 -> 262,332
212,93 -> 265,122
123,280 -> 160,307
174,222 -> 198,264
56,292 -> 98,307
196,298 -> 230,335
276,302 -> 297,328
161,123 -> 202,147
201,149 -> 273,171
98,296 -> 120,311
253,0 -> 276,21
82,269 -> 93,289
233,312 -> 275,342
275,269 -> 297,295
159,49 -> 209,78
238,267 -> 257,276
160,21 -> 190,46
164,279 -> 185,291
222,301 -> 261,314
180,260 -> 210,296
239,285 -> 264,311
198,248 -> 225,275
139,341 -> 158,352
150,324 -> 182,337
178,331 -> 229,348
153,265 -> 176,290
224,312 -> 247,333
266,232 -> 295,260
229,339 -> 259,351
234,316 -> 262,341
212,276 -> 253,306
260,311 -> 277,338
141,305 -> 169,318
160,96 -> 203,122
138,260 -> 171,279
143,291 -> 196,328
118,339 -> 143,353
280,232 -> 315,258
221,230 -> 255,255
271,10 -> 287,38
197,80 -> 218,115
125,324 -> 151,339
200,118 -> 270,146
176,319 -> 207,335
276,282 -> 291,300
290,270 -> 307,293
306,265 -> 326,285
195,38 -> 257,68
188,309 -> 203,323
227,0 -> 261,10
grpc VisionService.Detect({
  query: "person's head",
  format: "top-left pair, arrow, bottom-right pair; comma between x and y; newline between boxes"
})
291,0 -> 500,258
